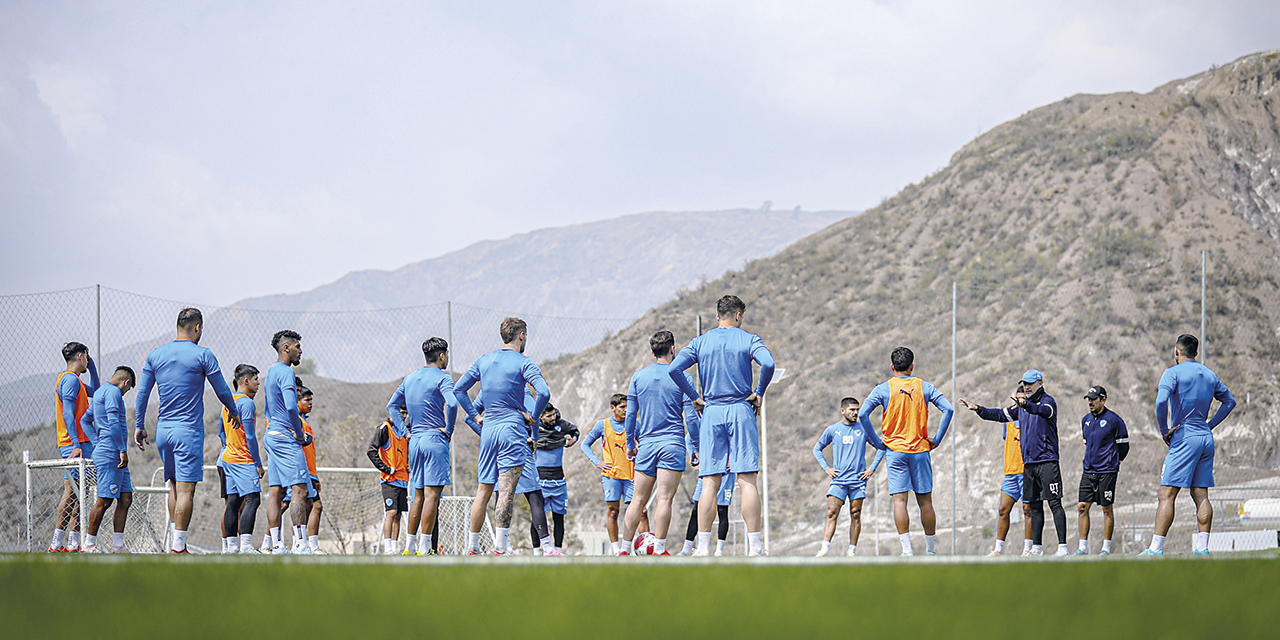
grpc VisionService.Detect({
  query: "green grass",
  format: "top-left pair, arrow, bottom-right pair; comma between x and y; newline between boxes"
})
3,555 -> 1279,638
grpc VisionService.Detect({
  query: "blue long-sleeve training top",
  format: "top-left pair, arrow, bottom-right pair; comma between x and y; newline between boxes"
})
454,348 -> 550,437
134,340 -> 236,432
1155,360 -> 1236,438
388,364 -> 459,439
625,362 -> 699,451
669,326 -> 774,405
91,383 -> 127,455
812,421 -> 886,485
59,363 -> 98,449
262,361 -> 304,441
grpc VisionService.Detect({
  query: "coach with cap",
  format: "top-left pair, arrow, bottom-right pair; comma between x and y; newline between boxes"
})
1074,385 -> 1129,555
1010,369 -> 1070,556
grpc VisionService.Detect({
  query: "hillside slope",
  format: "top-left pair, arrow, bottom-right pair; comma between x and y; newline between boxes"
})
542,51 -> 1280,553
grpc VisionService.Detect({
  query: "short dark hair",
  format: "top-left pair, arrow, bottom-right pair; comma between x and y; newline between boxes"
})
543,402 -> 557,415
650,331 -> 675,358
422,337 -> 448,364
1176,333 -> 1199,359
177,307 -> 203,331
114,365 -> 136,385
500,317 -> 527,344
840,397 -> 859,409
271,329 -> 301,352
297,385 -> 313,399
717,295 -> 746,318
61,341 -> 89,362
233,364 -> 259,387
891,346 -> 914,373
609,393 -> 626,407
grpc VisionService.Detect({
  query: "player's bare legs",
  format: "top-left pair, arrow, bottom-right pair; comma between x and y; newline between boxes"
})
267,485 -> 286,532
1077,501 -> 1092,542
605,500 -> 622,542
915,492 -> 936,536
622,474 -> 653,542
1102,504 -> 1115,542
997,493 -> 1016,543
737,472 -> 761,533
87,498 -> 112,540
494,467 -> 521,528
382,507 -> 401,541
469,483 -> 494,533
1153,485 -> 1179,537
823,496 -> 842,543
1190,487 -> 1212,533
289,482 -> 308,530
625,469 -> 679,544
170,481 -> 197,533
892,492 -> 911,534
697,473 -> 723,533
847,498 -> 863,545
306,497 -> 322,538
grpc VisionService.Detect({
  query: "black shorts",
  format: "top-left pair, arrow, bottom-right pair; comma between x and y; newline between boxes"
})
217,466 -> 228,499
381,483 -> 408,513
1022,461 -> 1064,503
1078,472 -> 1118,506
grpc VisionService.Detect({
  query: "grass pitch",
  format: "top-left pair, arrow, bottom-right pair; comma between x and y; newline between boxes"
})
3,554 -> 1277,639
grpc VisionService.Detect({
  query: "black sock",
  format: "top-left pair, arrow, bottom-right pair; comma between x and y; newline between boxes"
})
717,505 -> 730,541
552,513 -> 565,548
1048,497 -> 1067,545
223,494 -> 243,538
431,513 -> 439,553
527,492 -> 549,540
1029,501 -> 1045,545
685,504 -> 699,542
531,522 -> 540,548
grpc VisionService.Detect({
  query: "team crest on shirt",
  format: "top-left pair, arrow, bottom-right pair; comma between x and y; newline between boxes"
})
1100,420 -> 1107,428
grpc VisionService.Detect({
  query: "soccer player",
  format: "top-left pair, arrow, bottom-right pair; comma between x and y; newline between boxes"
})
669,295 -> 775,556
679,452 -> 734,556
958,385 -> 1034,557
297,385 -> 324,553
533,404 -> 579,555
50,341 -> 99,552
1142,334 -> 1236,556
218,364 -> 264,554
387,337 -> 458,556
367,415 -> 410,554
133,308 -> 240,554
260,329 -> 313,555
1074,385 -> 1129,556
582,394 -> 643,555
813,397 -> 887,557
83,366 -> 136,553
454,318 -> 551,556
857,347 -> 949,556
618,331 -> 701,557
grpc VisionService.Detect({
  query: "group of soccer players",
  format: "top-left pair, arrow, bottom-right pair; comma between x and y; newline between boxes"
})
48,296 -> 1235,557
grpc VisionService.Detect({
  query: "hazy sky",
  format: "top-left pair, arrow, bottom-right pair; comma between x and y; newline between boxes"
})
2,1 -> 1276,305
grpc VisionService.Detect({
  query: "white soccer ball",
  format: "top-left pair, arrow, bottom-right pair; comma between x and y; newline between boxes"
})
633,532 -> 657,556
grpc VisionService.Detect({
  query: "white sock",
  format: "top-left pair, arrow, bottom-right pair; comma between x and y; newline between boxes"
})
925,534 -> 937,554
533,547 -> 543,556
1101,539 -> 1112,553
820,541 -> 831,554
747,531 -> 763,554
68,531 -> 79,549
383,539 -> 395,554
85,534 -> 97,548
465,531 -> 481,552
847,544 -> 857,556
1058,543 -> 1070,555
994,539 -> 1005,553
225,537 -> 237,553
1023,539 -> 1033,552
1195,532 -> 1210,552
715,539 -> 725,554
1032,544 -> 1043,554
495,527 -> 510,552
173,529 -> 187,552
309,535 -> 319,551
112,532 -> 125,549
294,525 -> 306,545
898,533 -> 912,554
270,527 -> 282,548
610,541 -> 620,554
681,540 -> 694,554
240,534 -> 254,552
263,534 -> 272,551
51,528 -> 66,548
696,532 -> 711,553
1150,534 -> 1166,552
621,537 -> 633,553
654,538 -> 666,554
541,535 -> 554,550
1078,539 -> 1088,552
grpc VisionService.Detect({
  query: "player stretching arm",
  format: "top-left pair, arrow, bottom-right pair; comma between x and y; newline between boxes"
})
83,366 -> 136,553
50,341 -> 99,552
813,397 -> 886,557
133,308 -> 239,554
957,385 -> 1033,557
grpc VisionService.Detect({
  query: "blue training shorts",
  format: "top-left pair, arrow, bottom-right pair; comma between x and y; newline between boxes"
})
827,482 -> 867,502
157,426 -> 204,483
698,401 -> 759,476
634,437 -> 686,476
539,478 -> 568,514
222,461 -> 262,496
477,421 -> 529,486
886,450 -> 933,495
94,455 -> 133,499
59,442 -> 93,483
1001,473 -> 1024,502
1161,432 -> 1215,488
264,433 -> 309,488
601,476 -> 634,503
693,472 -> 736,506
409,430 -> 451,489
515,452 -> 541,495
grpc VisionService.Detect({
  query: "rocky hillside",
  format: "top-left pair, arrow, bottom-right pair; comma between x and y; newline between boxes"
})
542,51 -> 1280,553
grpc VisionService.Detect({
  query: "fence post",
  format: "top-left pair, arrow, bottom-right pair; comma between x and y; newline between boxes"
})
760,395 -> 769,554
78,458 -> 88,549
1201,251 -> 1207,365
447,300 -> 455,497
951,281 -> 957,554
96,284 -> 102,366
24,450 -> 32,553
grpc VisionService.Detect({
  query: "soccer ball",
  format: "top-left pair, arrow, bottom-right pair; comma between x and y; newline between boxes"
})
633,532 -> 657,555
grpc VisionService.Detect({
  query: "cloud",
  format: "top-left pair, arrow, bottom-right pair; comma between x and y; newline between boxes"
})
28,60 -> 110,151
